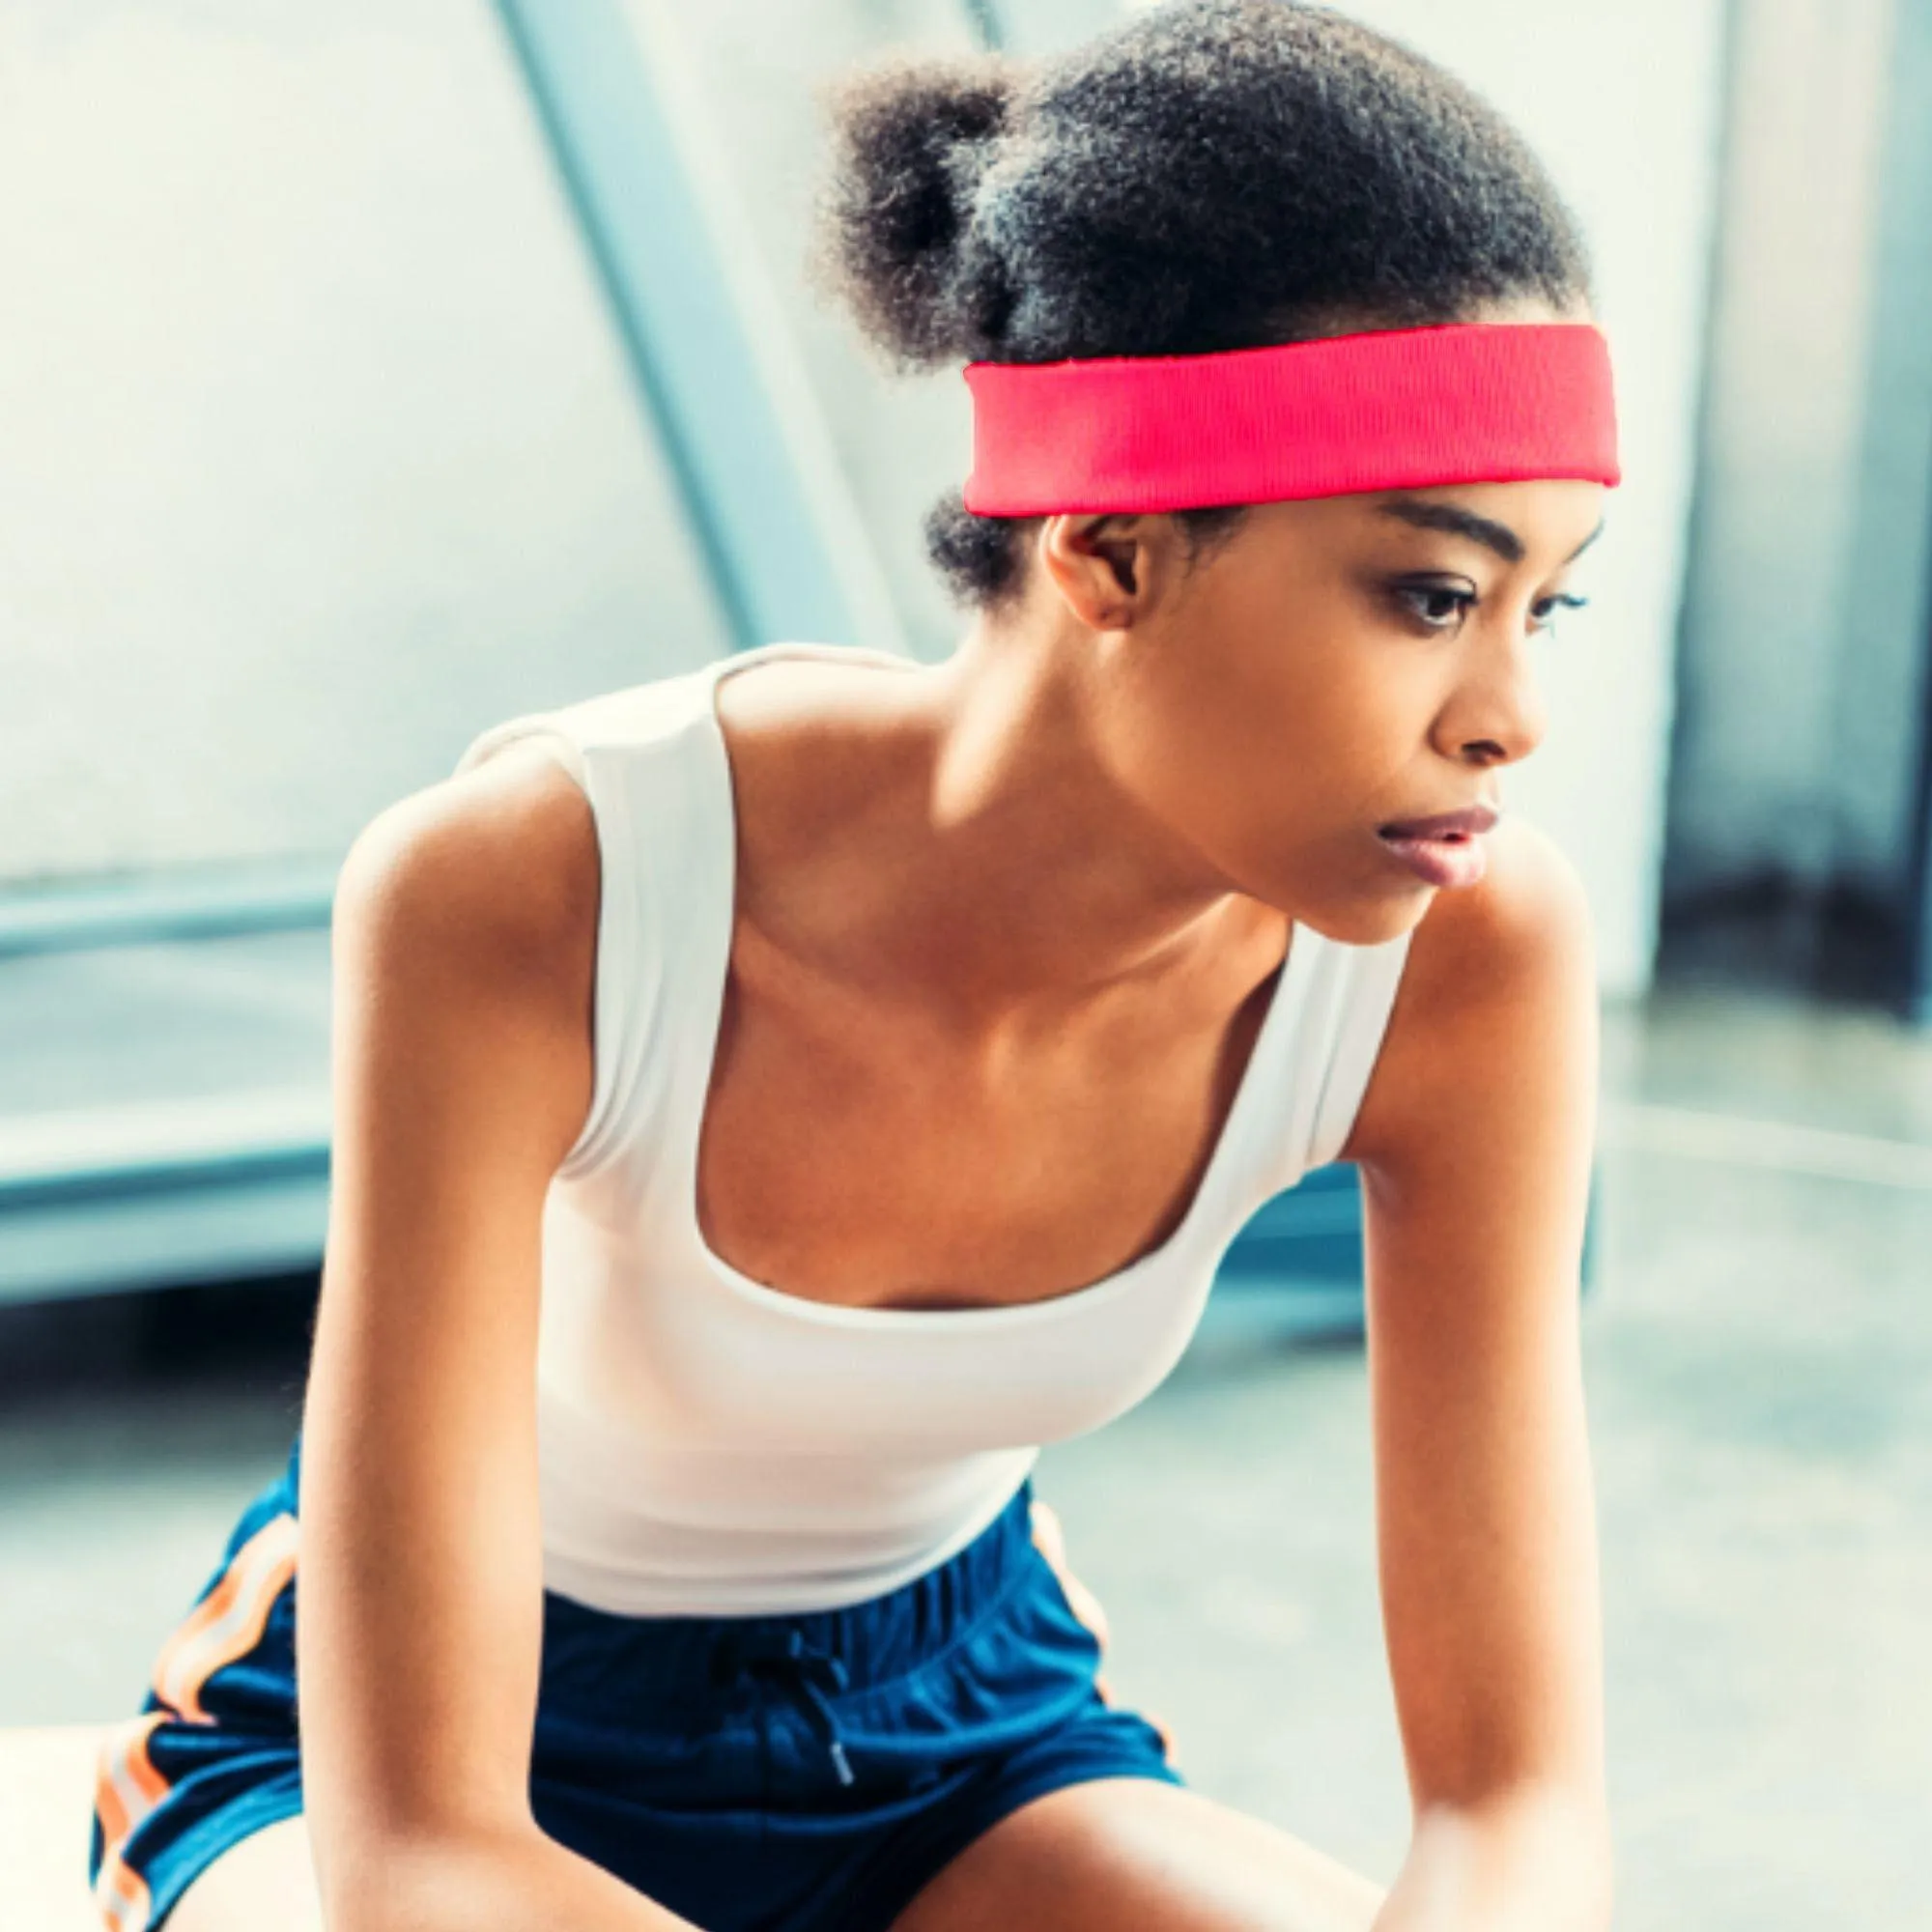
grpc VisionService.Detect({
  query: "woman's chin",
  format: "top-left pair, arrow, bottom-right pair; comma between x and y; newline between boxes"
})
1288,886 -> 1437,950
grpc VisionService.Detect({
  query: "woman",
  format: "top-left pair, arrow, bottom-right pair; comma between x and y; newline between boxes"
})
92,3 -> 1616,1927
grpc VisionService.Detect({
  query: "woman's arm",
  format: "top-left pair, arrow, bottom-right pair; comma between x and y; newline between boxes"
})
298,746 -> 696,1932
1344,817 -> 1613,1932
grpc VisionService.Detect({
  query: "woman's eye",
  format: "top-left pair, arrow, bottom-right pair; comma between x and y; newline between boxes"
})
1528,592 -> 1590,636
1395,584 -> 1474,630
1390,583 -> 1591,637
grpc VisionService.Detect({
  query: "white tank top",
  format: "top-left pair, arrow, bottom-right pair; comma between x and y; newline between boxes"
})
452,641 -> 1411,1616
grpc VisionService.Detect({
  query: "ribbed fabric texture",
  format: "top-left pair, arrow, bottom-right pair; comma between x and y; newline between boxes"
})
962,321 -> 1620,515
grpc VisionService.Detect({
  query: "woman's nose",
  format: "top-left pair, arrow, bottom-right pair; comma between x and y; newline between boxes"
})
1439,630 -> 1548,770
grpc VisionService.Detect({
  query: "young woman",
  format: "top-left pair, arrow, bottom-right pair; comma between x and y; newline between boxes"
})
92,4 -> 1617,1927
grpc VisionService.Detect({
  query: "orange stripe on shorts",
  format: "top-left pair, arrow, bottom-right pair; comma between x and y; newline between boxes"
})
93,1713 -> 168,1932
151,1512 -> 299,1723
96,1853 -> 154,1932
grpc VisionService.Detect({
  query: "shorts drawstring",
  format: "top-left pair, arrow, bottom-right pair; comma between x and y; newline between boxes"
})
709,1627 -> 857,1789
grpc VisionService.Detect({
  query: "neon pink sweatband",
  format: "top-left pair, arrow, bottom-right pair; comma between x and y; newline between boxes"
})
960,322 -> 1620,516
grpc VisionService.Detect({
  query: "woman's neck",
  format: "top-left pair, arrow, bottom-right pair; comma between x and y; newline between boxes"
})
722,620 -> 1282,1031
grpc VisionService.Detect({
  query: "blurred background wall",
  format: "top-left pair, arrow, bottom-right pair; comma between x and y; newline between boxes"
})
0,0 -> 733,889
1666,0 -> 1932,1005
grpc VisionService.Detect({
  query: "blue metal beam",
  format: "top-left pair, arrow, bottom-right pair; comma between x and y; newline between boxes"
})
0,861 -> 336,958
493,0 -> 885,654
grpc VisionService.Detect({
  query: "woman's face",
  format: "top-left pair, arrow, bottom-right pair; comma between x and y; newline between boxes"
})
1077,473 -> 1607,945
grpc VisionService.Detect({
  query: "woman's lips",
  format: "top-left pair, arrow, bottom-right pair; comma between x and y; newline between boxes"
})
1380,804 -> 1499,840
1378,831 -> 1489,889
1376,804 -> 1498,890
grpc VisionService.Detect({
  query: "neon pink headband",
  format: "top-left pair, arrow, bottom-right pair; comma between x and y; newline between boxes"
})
961,322 -> 1620,516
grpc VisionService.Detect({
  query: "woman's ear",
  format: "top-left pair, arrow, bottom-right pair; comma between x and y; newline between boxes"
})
1037,514 -> 1176,631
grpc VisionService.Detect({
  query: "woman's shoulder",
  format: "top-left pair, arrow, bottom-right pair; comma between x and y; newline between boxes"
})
1342,815 -> 1596,1169
333,743 -> 601,1097
1405,814 -> 1594,998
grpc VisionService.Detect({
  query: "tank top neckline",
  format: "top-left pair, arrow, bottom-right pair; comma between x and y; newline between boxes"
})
678,639 -> 1309,1331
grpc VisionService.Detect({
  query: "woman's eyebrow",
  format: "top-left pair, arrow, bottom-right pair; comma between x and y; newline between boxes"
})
1374,497 -> 1607,566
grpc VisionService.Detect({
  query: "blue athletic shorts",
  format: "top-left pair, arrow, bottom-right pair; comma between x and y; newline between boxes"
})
88,1439 -> 1179,1931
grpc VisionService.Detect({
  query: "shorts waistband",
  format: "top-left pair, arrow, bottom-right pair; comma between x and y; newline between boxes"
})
537,1478 -> 1041,1711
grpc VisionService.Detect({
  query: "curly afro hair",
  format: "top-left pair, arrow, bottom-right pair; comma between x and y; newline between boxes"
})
813,0 -> 1594,607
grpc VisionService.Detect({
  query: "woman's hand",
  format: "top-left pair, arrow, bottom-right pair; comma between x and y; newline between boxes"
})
1373,1790 -> 1613,1931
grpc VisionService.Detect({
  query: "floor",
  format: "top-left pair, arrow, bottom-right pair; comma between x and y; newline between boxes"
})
2,986 -> 1928,1929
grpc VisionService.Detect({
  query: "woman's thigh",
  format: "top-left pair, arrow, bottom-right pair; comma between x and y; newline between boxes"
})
163,1779 -> 1383,1932
890,1778 -> 1386,1932
167,1816 -> 323,1932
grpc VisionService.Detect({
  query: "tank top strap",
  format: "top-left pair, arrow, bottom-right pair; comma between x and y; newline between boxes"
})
448,643 -> 910,1184
1253,923 -> 1413,1196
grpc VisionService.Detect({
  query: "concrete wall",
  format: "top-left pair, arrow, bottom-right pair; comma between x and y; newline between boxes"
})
0,0 -> 731,890
1667,0 -> 1932,915
1834,2 -> 1932,902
